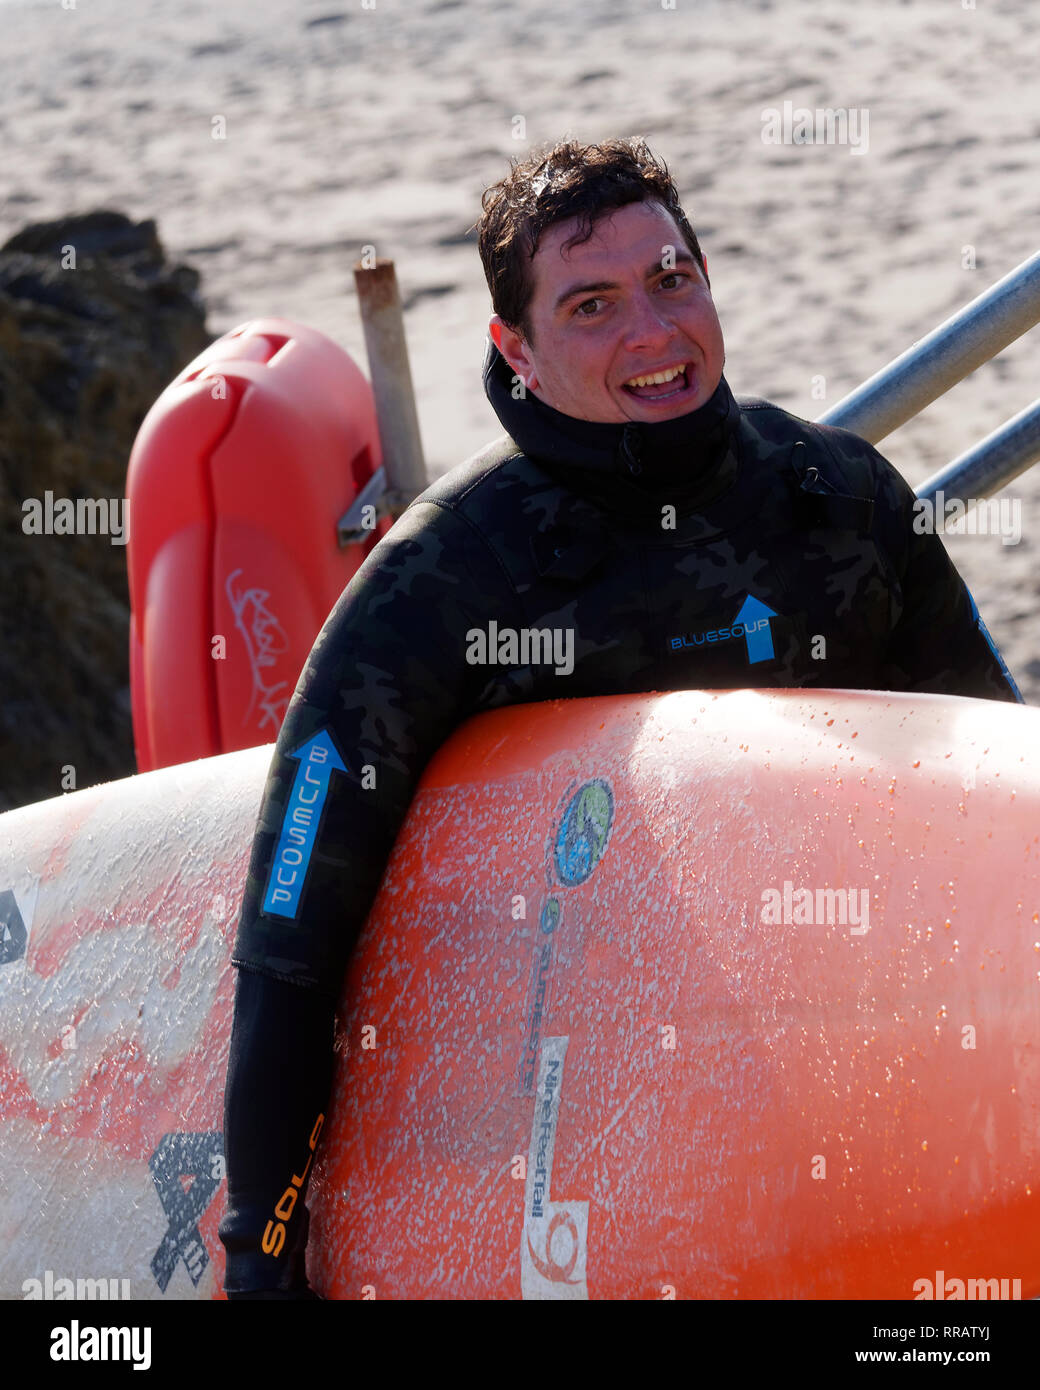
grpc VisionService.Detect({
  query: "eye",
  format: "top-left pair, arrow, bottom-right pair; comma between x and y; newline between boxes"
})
658,272 -> 690,290
574,297 -> 607,317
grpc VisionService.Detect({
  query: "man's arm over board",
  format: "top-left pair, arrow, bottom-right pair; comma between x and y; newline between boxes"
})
218,498 -> 523,1296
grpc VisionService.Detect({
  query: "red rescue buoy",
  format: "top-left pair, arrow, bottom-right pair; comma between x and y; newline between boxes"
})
126,318 -> 389,772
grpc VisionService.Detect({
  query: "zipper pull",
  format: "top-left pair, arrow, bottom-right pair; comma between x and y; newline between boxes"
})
791,441 -> 829,492
620,423 -> 643,476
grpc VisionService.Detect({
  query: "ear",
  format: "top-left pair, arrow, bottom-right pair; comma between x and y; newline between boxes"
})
701,252 -> 709,286
489,315 -> 538,391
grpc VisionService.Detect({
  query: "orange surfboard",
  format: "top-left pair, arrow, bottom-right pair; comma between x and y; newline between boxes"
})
1,689 -> 1038,1300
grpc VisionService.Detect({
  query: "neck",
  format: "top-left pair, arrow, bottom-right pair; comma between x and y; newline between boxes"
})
483,340 -> 741,514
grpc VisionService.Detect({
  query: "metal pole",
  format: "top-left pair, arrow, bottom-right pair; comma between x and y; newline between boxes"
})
915,396 -> 1040,509
353,258 -> 428,508
817,249 -> 1040,444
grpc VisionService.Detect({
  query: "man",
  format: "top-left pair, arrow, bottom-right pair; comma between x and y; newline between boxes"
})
219,137 -> 1021,1297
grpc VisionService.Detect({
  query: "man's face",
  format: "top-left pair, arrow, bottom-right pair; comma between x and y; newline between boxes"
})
490,199 -> 726,424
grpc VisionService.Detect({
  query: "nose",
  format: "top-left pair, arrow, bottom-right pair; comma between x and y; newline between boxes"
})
620,289 -> 679,354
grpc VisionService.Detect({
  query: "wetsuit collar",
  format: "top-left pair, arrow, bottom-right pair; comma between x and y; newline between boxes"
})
482,337 -> 740,511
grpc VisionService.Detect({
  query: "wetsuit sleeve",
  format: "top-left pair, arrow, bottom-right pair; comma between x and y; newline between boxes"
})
218,499 -> 521,1295
870,451 -> 1023,702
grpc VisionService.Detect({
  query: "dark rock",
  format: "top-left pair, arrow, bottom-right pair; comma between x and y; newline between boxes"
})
0,210 -> 214,811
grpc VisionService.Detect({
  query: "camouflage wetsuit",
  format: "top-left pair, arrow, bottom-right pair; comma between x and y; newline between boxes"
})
218,340 -> 1022,1295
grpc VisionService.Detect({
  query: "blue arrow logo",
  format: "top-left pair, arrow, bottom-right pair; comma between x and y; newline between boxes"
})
734,593 -> 778,664
262,730 -> 348,920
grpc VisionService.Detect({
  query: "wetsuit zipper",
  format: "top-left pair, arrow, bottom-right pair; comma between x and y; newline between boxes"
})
620,423 -> 643,476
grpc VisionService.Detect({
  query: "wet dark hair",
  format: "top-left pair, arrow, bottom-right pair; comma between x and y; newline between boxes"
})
477,136 -> 707,347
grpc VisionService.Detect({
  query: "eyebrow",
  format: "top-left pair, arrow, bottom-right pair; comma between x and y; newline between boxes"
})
553,251 -> 698,313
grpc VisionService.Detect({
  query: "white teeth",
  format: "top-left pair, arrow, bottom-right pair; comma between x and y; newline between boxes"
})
625,364 -> 686,388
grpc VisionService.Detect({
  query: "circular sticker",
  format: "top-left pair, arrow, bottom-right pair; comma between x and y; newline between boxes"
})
552,779 -> 614,886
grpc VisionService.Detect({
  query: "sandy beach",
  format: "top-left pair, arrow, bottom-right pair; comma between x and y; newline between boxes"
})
2,0 -> 1039,693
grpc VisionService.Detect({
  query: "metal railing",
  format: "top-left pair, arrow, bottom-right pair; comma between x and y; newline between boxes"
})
817,250 -> 1040,508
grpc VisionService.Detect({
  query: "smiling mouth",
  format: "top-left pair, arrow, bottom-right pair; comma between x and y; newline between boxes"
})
621,363 -> 692,401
